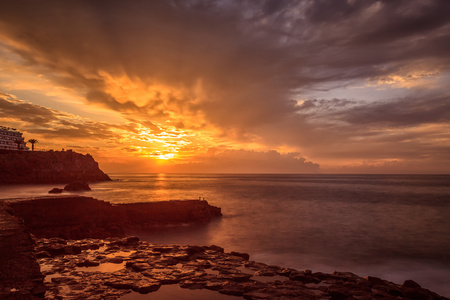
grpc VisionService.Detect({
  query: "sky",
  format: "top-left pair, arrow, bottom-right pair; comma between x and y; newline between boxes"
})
0,0 -> 449,174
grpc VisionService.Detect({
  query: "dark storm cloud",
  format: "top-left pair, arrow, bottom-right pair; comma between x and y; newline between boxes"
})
350,1 -> 450,45
335,94 -> 450,127
86,91 -> 143,113
1,0 -> 449,127
0,92 -> 58,125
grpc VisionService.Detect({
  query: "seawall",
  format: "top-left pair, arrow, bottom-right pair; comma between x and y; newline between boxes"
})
0,150 -> 111,184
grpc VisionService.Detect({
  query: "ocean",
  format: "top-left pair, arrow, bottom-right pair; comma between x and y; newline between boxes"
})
1,174 -> 449,296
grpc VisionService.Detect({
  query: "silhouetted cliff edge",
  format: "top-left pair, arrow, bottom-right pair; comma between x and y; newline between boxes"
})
0,150 -> 111,184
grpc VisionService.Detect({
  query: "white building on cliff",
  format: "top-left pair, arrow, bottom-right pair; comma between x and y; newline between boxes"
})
0,126 -> 29,150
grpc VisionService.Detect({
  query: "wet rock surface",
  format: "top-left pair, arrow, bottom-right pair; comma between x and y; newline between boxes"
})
37,237 -> 449,300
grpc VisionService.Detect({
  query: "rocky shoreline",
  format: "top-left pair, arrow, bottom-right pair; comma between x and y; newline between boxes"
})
37,237 -> 448,300
1,197 -> 448,299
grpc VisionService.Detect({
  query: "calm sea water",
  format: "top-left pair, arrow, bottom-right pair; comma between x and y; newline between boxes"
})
1,174 -> 449,296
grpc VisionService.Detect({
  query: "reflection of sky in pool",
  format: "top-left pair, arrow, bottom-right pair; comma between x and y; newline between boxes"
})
75,262 -> 126,273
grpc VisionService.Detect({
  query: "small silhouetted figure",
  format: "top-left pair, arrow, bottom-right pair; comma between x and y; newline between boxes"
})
28,139 -> 38,151
199,197 -> 201,200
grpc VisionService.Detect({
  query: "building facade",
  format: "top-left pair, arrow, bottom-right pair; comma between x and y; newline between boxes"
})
0,126 -> 29,150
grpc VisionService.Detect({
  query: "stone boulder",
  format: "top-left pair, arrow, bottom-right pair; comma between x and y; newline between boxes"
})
64,181 -> 91,191
49,188 -> 63,194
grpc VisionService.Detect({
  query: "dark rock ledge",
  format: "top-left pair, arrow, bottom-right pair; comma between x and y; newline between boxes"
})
6,196 -> 222,239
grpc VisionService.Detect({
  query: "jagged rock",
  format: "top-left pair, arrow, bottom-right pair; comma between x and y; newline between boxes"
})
207,245 -> 225,253
64,181 -> 91,191
105,279 -> 134,290
230,251 -> 250,260
144,270 -> 181,284
132,279 -> 161,293
185,245 -> 205,256
108,257 -> 124,264
130,262 -> 150,272
289,271 -> 319,283
49,188 -> 63,194
254,269 -> 277,276
170,253 -> 190,261
404,279 -> 421,288
152,246 -> 174,253
219,282 -> 245,296
76,259 -> 100,267
365,275 -> 387,286
179,280 -> 206,289
217,273 -> 252,282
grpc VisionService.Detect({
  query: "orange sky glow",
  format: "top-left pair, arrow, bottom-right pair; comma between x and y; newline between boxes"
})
1,0 -> 449,173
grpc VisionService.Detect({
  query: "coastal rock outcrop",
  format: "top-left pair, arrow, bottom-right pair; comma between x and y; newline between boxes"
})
63,181 -> 91,191
36,237 -> 449,300
48,188 -> 63,194
0,149 -> 111,184
6,196 -> 222,239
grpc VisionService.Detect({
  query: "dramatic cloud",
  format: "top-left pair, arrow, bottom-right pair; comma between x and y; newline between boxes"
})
336,95 -> 450,127
0,0 -> 449,173
0,92 -> 120,141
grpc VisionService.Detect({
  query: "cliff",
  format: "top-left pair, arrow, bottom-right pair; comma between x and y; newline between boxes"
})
5,196 -> 222,239
0,150 -> 111,184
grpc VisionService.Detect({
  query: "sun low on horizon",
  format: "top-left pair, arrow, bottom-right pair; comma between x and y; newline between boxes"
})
0,0 -> 449,174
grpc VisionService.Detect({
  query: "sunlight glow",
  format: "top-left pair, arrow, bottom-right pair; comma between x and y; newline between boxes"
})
157,153 -> 175,160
